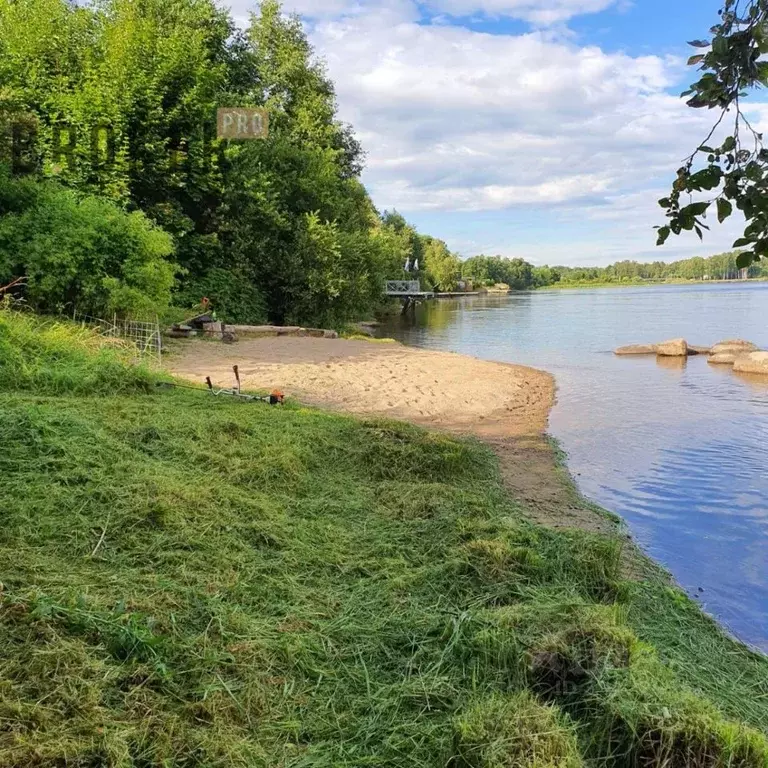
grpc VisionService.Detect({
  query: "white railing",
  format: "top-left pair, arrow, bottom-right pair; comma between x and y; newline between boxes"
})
385,280 -> 421,295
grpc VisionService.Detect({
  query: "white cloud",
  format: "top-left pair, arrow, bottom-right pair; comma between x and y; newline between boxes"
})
228,0 -> 620,24
313,15 -> 708,213
220,0 -> 758,264
424,0 -> 619,25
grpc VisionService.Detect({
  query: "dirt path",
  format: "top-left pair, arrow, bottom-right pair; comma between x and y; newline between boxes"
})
167,337 -> 621,538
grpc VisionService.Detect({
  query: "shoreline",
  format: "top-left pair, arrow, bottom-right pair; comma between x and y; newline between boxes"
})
165,336 -> 674,570
8,311 -> 768,764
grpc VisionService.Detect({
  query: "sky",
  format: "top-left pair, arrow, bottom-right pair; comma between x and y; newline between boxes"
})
223,0 -> 766,266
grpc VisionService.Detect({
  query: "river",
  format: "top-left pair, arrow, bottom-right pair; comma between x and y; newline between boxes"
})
379,282 -> 768,653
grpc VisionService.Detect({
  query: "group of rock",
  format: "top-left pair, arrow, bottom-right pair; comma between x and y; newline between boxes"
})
615,338 -> 768,375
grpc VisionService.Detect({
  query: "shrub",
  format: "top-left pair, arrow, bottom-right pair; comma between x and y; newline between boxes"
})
0,170 -> 177,318
174,267 -> 267,324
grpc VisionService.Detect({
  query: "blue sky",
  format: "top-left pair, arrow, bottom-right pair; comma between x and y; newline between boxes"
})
226,0 -> 762,266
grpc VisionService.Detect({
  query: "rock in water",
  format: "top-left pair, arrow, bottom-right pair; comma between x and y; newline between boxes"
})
708,352 -> 742,365
688,345 -> 711,356
710,339 -> 758,356
615,344 -> 657,356
733,351 -> 768,375
656,338 -> 688,357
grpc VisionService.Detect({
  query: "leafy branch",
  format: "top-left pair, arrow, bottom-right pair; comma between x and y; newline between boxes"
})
658,0 -> 768,269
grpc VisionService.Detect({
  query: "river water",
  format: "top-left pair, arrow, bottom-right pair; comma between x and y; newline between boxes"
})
379,283 -> 768,653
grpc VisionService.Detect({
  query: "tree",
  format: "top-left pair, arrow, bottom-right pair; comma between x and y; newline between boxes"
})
0,0 -> 446,325
420,236 -> 461,291
659,0 -> 768,270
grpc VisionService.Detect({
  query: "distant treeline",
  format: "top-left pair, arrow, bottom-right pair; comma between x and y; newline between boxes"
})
447,251 -> 768,292
548,251 -> 768,286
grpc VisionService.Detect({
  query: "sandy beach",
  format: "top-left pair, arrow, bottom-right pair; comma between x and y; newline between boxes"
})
168,337 -> 554,437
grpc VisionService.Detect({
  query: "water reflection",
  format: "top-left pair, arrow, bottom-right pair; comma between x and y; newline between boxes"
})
380,283 -> 768,652
655,355 -> 688,372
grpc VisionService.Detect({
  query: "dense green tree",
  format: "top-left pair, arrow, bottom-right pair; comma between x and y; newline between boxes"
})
461,255 -> 538,290
420,236 -> 461,291
0,0 -> 426,325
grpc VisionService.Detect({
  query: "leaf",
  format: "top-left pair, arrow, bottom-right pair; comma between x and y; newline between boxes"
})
736,251 -> 754,269
717,198 -> 733,223
688,39 -> 711,48
656,226 -> 671,246
713,36 -> 729,55
689,166 -> 722,191
687,54 -> 706,66
733,238 -> 753,247
722,136 -> 736,152
682,202 -> 710,217
694,225 -> 704,240
658,197 -> 671,208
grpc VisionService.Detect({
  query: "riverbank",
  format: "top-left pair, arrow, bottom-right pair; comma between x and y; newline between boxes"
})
537,277 -> 768,291
2,313 -> 768,766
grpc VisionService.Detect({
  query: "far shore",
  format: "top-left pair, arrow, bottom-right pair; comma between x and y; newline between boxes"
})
535,277 -> 768,291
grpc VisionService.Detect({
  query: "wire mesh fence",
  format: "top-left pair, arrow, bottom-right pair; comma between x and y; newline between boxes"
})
71,311 -> 163,364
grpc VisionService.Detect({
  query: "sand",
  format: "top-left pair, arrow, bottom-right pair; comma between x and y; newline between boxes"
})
168,337 -> 554,437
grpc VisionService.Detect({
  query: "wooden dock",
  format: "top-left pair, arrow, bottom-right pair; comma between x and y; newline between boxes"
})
384,281 -> 480,313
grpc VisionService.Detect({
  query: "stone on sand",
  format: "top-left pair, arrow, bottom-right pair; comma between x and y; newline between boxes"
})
656,338 -> 688,357
615,344 -> 657,356
733,351 -> 768,375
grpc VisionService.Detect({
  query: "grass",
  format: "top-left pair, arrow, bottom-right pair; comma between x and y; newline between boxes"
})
0,310 -> 158,395
1,309 -> 767,767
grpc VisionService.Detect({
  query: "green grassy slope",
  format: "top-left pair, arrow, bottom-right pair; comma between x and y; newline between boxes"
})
1,311 -> 767,767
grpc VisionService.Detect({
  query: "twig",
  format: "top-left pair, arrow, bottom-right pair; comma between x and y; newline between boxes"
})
90,510 -> 111,557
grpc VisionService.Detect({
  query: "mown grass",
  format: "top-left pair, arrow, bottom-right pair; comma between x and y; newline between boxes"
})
0,309 -> 157,395
1,310 -> 767,767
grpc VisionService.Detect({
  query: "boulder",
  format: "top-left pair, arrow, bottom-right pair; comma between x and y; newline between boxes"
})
656,338 -> 688,357
707,352 -> 742,366
615,344 -> 656,356
710,339 -> 758,356
733,351 -> 768,375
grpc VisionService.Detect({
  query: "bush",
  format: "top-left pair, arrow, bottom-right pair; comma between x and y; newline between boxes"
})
0,170 -> 177,318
